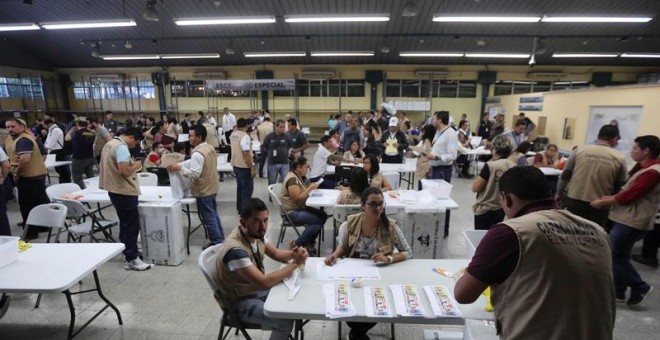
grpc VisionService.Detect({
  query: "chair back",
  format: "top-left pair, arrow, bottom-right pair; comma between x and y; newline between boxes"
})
198,243 -> 224,292
137,172 -> 158,186
332,205 -> 362,225
383,172 -> 400,190
335,165 -> 354,186
50,198 -> 90,219
268,183 -> 295,224
26,203 -> 68,230
46,183 -> 82,201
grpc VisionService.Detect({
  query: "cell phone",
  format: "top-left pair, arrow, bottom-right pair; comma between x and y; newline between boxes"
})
317,177 -> 324,185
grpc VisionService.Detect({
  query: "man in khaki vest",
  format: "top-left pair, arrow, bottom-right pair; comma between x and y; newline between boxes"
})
167,125 -> 225,249
5,118 -> 50,239
230,118 -> 255,213
591,135 -> 660,307
256,116 -> 274,178
556,124 -> 626,230
99,127 -> 152,271
455,166 -> 615,340
215,198 -> 307,340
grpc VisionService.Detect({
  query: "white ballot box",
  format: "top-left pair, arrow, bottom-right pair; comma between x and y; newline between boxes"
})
139,201 -> 186,266
408,213 -> 442,259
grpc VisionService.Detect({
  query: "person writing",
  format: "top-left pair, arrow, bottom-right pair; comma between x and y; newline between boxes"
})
324,187 -> 412,340
337,167 -> 369,205
363,154 -> 393,192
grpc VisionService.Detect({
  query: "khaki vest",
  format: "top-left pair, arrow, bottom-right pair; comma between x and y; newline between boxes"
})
370,172 -> 386,190
473,158 -> 516,215
608,164 -> 660,231
5,133 -> 47,178
343,213 -> 396,258
257,121 -> 274,145
338,190 -> 362,205
99,139 -> 140,196
204,123 -> 220,148
93,128 -> 108,157
190,143 -> 220,197
568,144 -> 625,202
535,150 -> 557,167
414,140 -> 432,180
230,130 -> 251,169
280,172 -> 306,211
215,228 -> 266,308
492,209 -> 615,340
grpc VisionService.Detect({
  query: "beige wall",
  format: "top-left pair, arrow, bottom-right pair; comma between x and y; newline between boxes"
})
495,84 -> 660,151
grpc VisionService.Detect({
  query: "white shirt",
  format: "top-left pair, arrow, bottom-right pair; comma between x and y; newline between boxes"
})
222,113 -> 237,131
0,147 -> 8,162
207,116 -> 217,127
44,125 -> 63,152
240,134 -> 251,152
180,142 -> 208,180
309,145 -> 332,179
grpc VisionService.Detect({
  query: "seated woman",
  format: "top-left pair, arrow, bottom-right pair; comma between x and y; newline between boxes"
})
507,141 -> 532,166
343,140 -> 365,164
471,135 -> 516,230
143,142 -> 169,169
280,155 -> 329,254
455,120 -> 474,178
363,154 -> 393,192
533,144 -> 559,168
324,187 -> 412,340
337,167 -> 369,205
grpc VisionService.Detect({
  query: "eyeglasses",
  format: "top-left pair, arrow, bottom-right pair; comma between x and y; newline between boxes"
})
366,201 -> 386,209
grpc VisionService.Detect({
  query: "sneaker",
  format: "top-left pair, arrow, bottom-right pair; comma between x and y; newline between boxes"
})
124,258 -> 153,271
616,293 -> 626,303
632,255 -> 659,268
627,285 -> 653,307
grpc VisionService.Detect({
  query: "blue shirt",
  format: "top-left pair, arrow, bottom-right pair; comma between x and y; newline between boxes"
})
430,127 -> 458,166
113,138 -> 131,163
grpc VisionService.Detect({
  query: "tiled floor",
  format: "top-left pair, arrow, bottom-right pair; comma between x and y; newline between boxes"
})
1,153 -> 658,340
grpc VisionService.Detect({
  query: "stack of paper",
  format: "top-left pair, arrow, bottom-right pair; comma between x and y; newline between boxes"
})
389,284 -> 426,317
423,285 -> 462,318
323,283 -> 357,319
363,286 -> 395,317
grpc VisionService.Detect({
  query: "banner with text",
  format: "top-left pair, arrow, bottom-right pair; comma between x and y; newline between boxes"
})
206,79 -> 295,91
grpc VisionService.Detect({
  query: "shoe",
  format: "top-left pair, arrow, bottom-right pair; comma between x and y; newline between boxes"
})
632,255 -> 659,268
616,293 -> 626,303
347,331 -> 370,340
627,285 -> 653,307
124,258 -> 153,271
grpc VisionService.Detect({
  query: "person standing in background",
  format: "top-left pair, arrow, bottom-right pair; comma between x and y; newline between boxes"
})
0,147 -> 10,236
501,120 -> 528,150
491,113 -> 505,137
43,118 -> 71,183
65,120 -> 96,189
379,117 -> 408,164
477,112 -> 493,140
103,111 -> 119,135
428,111 -> 458,183
90,118 -> 113,166
206,111 -> 217,127
262,119 -> 292,185
222,107 -> 237,143
230,118 -> 255,213
257,117 -> 274,178
287,118 -> 310,157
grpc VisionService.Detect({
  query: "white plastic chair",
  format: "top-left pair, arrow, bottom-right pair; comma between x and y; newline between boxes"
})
383,172 -> 400,190
51,198 -> 117,243
137,172 -> 158,186
267,184 -> 308,250
331,205 -> 361,249
45,183 -> 82,202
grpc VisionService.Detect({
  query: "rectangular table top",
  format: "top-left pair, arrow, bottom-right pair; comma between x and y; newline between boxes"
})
326,162 -> 417,176
72,185 -> 195,205
306,189 -> 458,212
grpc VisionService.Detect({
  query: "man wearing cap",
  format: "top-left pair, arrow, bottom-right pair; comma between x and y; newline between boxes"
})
4,118 -> 50,239
379,116 -> 408,164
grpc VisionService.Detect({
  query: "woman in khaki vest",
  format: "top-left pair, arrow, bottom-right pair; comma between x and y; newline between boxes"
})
363,154 -> 393,192
532,144 -> 559,168
324,187 -> 412,340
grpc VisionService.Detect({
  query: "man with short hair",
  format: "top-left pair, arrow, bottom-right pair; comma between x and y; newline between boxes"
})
103,111 -> 119,135
454,166 -> 615,340
337,113 -> 350,136
491,113 -> 505,137
556,124 -> 627,229
43,118 -> 71,183
518,112 -> 537,140
501,120 -> 528,150
287,118 -> 309,157
168,125 -> 225,249
230,118 -> 255,213
379,117 -> 408,164
262,119 -> 292,185
477,112 -> 493,140
90,118 -> 113,165
215,198 -> 307,340
428,111 -> 458,182
256,117 -> 274,178
99,127 -> 152,271
5,118 -> 50,239
206,112 -> 217,127
341,115 -> 365,152
65,120 -> 96,189
222,107 -> 237,143
309,135 -> 343,189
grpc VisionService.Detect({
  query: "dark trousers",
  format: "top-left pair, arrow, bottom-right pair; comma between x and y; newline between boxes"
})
234,167 -> 254,213
258,153 -> 268,178
0,181 -> 10,236
71,158 -> 95,189
381,154 -> 402,164
310,175 -> 336,189
641,223 -> 660,260
431,165 -> 453,183
109,192 -> 140,262
17,177 -> 50,233
346,321 -> 376,339
610,222 -> 650,296
564,196 -> 610,231
456,154 -> 470,176
474,209 -> 505,230
53,150 -> 71,183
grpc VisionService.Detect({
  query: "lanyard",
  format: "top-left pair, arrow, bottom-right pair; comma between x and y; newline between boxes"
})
240,230 -> 264,271
432,127 -> 451,147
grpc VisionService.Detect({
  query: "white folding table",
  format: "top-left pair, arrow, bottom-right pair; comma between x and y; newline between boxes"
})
326,162 -> 418,189
0,243 -> 125,340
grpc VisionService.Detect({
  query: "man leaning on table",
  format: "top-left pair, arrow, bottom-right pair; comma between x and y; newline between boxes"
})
99,127 -> 153,271
454,166 -> 615,340
215,198 -> 308,340
167,124 -> 225,250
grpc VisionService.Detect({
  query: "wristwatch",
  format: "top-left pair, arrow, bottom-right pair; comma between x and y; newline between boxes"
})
387,255 -> 393,264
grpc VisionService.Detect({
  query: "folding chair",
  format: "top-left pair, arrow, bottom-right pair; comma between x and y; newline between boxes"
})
137,172 -> 158,186
45,183 -> 82,201
267,184 -> 305,248
331,205 -> 361,250
51,198 -> 118,243
147,167 -> 171,186
334,165 -> 354,187
198,244 -> 262,340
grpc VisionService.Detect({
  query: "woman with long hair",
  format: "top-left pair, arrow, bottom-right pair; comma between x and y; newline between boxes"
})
410,124 -> 436,190
363,154 -> 393,192
337,167 -> 369,205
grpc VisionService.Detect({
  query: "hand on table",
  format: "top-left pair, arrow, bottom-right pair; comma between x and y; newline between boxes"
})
292,246 -> 308,265
324,254 -> 338,266
371,252 -> 389,264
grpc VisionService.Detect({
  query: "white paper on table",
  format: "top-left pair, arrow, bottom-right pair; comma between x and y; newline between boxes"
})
389,284 -> 426,317
283,269 -> 302,300
316,261 -> 381,281
363,286 -> 395,317
423,285 -> 462,318
398,190 -> 435,204
323,283 -> 357,319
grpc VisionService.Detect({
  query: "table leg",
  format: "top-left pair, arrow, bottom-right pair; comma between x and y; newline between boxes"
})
391,323 -> 396,340
92,271 -> 122,325
185,204 -> 192,255
443,210 -> 451,238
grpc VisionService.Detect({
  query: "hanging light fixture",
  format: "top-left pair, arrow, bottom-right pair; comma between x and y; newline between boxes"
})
91,42 -> 102,58
402,1 -> 418,17
225,40 -> 235,55
142,0 -> 160,22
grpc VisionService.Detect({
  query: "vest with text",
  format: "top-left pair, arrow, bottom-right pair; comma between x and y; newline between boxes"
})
230,130 -> 251,168
5,133 -> 47,178
568,144 -> 625,202
473,158 -> 516,215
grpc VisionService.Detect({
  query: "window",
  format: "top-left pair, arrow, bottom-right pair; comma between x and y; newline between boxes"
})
532,81 -> 551,93
386,80 -> 401,97
458,81 -> 477,98
388,79 -> 476,98
0,77 -> 43,99
401,80 -> 422,97
345,79 -> 365,97
186,80 -> 205,97
295,79 -> 365,97
73,80 -> 155,99
438,80 -> 458,97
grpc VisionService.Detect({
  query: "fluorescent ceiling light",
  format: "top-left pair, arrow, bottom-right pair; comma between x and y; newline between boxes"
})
541,16 -> 652,23
465,53 -> 530,58
102,54 -> 160,60
244,52 -> 306,57
42,19 -> 136,30
0,23 -> 40,31
552,53 -> 619,58
433,16 -> 540,23
175,16 -> 276,26
160,53 -> 220,59
285,15 -> 389,23
311,52 -> 375,57
620,53 -> 660,58
399,52 -> 464,57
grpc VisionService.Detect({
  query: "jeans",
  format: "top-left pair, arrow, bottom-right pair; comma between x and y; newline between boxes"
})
0,181 -> 10,236
268,163 -> 289,185
641,223 -> 660,260
381,154 -> 402,164
564,196 -> 610,231
234,167 -> 254,213
287,207 -> 328,246
610,222 -> 650,296
196,195 -> 225,244
233,290 -> 293,340
310,175 -> 336,189
54,151 -> 71,183
258,153 -> 268,177
71,158 -> 95,189
109,192 -> 140,262
431,165 -> 453,183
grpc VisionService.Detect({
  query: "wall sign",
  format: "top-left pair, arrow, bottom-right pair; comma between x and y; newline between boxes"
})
206,79 -> 295,91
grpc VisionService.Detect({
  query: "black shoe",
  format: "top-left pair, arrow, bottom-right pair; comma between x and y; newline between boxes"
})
616,292 -> 626,303
627,285 -> 654,307
632,254 -> 658,268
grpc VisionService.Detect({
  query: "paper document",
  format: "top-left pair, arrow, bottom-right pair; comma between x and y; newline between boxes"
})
364,286 -> 395,317
316,261 -> 382,281
389,284 -> 426,317
323,283 -> 357,318
398,190 -> 435,204
283,269 -> 302,300
423,285 -> 462,318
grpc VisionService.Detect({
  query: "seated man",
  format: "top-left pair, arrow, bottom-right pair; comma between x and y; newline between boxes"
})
215,198 -> 308,340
